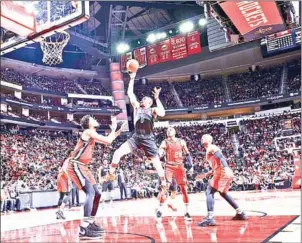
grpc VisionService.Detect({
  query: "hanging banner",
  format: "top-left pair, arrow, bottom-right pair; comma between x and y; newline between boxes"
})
120,52 -> 132,72
157,39 -> 171,63
133,47 -> 147,68
170,35 -> 188,60
187,30 -> 202,55
147,44 -> 159,65
220,1 -> 285,41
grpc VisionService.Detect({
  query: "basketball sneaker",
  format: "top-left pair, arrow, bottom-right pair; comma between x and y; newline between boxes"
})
89,222 -> 105,232
56,210 -> 66,220
197,217 -> 216,227
184,212 -> 192,221
232,211 -> 248,220
79,226 -> 102,239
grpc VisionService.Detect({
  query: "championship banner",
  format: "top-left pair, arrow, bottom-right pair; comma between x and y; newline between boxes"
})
170,35 -> 188,60
133,47 -> 147,68
220,1 -> 285,41
157,39 -> 171,63
147,44 -> 159,66
187,31 -> 201,55
120,52 -> 132,72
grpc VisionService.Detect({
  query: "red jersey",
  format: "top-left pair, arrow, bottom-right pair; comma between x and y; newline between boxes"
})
166,138 -> 183,164
206,145 -> 224,174
71,138 -> 95,164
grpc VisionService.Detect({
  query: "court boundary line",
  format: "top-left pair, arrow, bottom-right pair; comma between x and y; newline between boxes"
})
2,231 -> 155,243
261,215 -> 300,243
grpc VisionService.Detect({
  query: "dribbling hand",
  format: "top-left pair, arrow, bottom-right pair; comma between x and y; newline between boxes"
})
195,174 -> 206,181
224,167 -> 233,178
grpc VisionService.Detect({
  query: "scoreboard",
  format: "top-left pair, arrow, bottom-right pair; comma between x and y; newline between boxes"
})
261,27 -> 301,57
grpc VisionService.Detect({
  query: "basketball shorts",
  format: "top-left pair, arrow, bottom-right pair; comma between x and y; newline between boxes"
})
210,173 -> 233,193
127,134 -> 158,158
165,164 -> 187,186
57,173 -> 71,193
67,160 -> 96,190
102,181 -> 114,192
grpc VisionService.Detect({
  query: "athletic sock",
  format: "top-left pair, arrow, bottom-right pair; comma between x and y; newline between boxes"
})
185,203 -> 189,214
88,216 -> 95,224
236,208 -> 243,214
208,211 -> 214,219
81,218 -> 90,228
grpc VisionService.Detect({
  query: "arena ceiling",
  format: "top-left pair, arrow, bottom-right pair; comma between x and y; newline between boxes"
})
75,1 -> 204,43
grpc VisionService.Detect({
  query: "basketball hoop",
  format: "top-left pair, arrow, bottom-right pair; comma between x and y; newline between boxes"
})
39,31 -> 70,66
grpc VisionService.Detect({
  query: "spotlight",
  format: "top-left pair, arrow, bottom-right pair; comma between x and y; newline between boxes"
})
147,33 -> 156,43
169,30 -> 173,34
179,21 -> 194,34
116,43 -> 130,54
198,18 -> 207,26
160,32 -> 167,39
156,33 -> 162,39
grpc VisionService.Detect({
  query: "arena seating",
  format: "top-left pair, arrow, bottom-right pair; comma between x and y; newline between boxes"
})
1,111 -> 300,195
286,58 -> 301,94
173,76 -> 226,107
1,58 -> 300,109
1,68 -> 110,95
133,81 -> 178,109
227,64 -> 283,101
78,78 -> 110,96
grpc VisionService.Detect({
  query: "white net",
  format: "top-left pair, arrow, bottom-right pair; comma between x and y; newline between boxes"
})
39,31 -> 70,66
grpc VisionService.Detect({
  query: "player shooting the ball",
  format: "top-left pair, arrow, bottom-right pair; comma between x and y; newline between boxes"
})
109,61 -> 168,196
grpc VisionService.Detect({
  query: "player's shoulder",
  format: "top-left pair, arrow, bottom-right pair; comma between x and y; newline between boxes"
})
207,144 -> 220,153
179,138 -> 186,145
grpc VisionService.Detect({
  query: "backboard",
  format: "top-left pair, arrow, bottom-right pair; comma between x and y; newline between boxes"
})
0,1 -> 89,56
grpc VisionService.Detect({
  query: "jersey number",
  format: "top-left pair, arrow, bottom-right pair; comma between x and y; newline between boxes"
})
174,151 -> 182,158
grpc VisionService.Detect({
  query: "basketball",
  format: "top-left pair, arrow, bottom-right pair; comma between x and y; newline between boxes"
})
126,59 -> 139,73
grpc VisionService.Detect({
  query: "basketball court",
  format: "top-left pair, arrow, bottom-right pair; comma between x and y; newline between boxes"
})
1,190 -> 300,242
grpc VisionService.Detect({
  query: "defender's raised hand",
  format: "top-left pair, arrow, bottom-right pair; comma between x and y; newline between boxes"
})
152,87 -> 162,100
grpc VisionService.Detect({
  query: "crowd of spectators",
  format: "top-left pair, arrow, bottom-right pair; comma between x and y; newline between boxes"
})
1,58 -> 300,110
133,81 -> 179,109
227,65 -> 282,101
79,79 -> 110,96
173,76 -> 226,107
286,58 -> 301,94
1,111 -> 300,209
1,68 -> 110,95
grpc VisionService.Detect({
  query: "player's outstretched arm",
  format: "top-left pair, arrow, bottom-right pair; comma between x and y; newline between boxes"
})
89,121 -> 127,145
127,72 -> 140,109
158,140 -> 167,159
152,87 -> 165,117
181,140 -> 193,171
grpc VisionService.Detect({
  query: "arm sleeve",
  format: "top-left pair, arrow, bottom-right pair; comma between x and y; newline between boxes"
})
213,151 -> 229,168
185,154 -> 193,170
